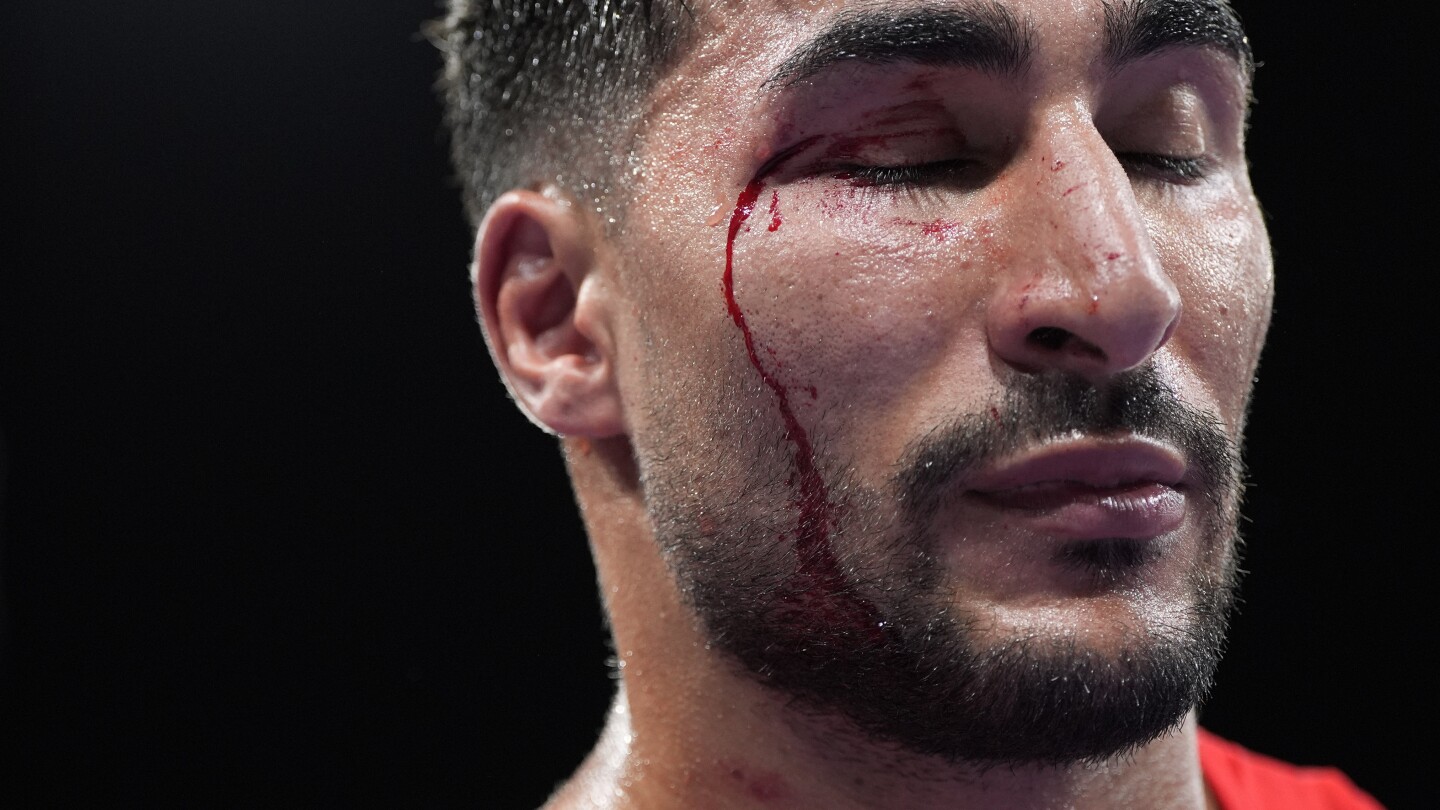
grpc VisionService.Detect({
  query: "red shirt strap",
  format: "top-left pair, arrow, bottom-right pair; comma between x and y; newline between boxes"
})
1197,728 -> 1385,810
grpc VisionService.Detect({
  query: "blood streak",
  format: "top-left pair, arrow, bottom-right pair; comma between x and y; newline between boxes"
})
827,128 -> 952,154
767,190 -> 782,231
722,138 -> 884,643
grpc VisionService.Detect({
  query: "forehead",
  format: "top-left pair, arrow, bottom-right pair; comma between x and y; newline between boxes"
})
661,0 -> 1249,107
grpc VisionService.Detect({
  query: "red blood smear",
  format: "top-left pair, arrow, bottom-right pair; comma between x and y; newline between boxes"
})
919,219 -> 962,242
830,171 -> 872,188
722,139 -> 884,643
902,74 -> 934,92
767,190 -> 782,231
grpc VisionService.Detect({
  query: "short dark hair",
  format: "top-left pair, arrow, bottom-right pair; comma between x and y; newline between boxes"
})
432,0 -> 693,229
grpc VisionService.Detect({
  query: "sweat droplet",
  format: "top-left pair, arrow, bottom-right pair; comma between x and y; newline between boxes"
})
705,198 -> 728,227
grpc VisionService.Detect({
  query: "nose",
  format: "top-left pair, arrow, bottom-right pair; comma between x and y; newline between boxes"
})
985,121 -> 1181,381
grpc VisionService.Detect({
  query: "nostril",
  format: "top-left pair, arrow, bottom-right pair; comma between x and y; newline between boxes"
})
1026,326 -> 1106,361
1028,326 -> 1069,351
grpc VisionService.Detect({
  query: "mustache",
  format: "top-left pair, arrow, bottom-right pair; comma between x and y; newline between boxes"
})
893,364 -> 1241,524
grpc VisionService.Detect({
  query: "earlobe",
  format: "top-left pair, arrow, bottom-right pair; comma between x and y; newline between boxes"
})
473,190 -> 624,438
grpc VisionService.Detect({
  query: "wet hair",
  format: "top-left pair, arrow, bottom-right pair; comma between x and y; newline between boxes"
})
431,0 -> 693,229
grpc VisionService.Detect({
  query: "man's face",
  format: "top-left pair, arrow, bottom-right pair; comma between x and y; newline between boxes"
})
605,0 -> 1271,764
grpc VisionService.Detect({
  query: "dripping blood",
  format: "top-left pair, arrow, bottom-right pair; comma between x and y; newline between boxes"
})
722,139 -> 884,643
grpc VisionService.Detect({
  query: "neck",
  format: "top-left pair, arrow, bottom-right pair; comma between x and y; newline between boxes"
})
551,684 -> 1209,810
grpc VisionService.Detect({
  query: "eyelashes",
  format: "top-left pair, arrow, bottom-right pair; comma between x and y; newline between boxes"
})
828,158 -> 986,204
834,158 -> 979,188
831,158 -> 981,197
1115,152 -> 1211,182
825,152 -> 1210,198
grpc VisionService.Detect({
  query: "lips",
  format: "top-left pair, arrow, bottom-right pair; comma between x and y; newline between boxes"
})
965,436 -> 1188,540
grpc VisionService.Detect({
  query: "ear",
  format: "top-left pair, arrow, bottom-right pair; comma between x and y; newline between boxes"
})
473,189 -> 624,438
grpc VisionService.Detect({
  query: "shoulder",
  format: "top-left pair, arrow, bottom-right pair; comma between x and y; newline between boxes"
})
1197,728 -> 1385,810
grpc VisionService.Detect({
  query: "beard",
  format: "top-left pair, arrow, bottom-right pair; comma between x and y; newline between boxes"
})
640,363 -> 1245,766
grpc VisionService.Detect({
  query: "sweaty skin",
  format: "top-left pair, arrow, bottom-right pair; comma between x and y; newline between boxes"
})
476,0 -> 1273,807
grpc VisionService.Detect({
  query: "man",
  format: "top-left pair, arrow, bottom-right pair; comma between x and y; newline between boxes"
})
436,0 -> 1381,807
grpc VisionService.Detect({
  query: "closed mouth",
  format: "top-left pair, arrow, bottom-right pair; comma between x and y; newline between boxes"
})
964,435 -> 1189,540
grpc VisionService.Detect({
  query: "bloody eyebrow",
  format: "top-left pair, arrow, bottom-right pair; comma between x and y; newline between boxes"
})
764,3 -> 1034,89
1102,0 -> 1253,80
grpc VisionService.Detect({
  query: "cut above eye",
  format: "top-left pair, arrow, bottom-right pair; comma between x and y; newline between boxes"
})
1116,152 -> 1210,182
833,158 -> 978,188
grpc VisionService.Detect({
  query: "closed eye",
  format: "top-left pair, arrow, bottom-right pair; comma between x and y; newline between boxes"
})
834,158 -> 979,189
1116,152 -> 1210,183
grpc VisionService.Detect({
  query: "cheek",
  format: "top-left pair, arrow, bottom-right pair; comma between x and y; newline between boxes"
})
726,186 -> 999,412
1153,184 -> 1273,420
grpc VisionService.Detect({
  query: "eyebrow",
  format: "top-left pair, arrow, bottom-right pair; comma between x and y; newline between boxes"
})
765,3 -> 1033,89
764,0 -> 1252,91
1103,0 -> 1254,80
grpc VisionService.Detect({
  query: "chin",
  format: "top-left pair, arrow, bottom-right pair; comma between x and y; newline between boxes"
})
654,364 -> 1244,765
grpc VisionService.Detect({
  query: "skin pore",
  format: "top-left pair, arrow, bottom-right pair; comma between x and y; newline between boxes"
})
473,0 -> 1273,807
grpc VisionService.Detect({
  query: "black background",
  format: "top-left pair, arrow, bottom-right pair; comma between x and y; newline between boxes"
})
1,1 -> 1426,806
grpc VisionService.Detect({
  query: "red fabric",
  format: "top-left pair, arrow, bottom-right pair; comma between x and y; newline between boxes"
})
1198,728 -> 1385,810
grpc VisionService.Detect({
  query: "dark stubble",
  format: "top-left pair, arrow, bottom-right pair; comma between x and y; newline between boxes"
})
643,364 -> 1244,766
